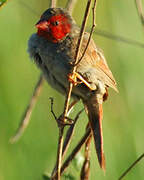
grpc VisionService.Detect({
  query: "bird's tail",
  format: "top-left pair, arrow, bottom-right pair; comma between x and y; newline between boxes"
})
83,93 -> 105,170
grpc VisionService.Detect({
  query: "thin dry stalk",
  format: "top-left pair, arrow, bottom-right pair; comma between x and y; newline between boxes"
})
49,97 -> 57,120
135,0 -> 144,26
51,108 -> 83,178
10,74 -> 44,143
80,126 -> 92,180
51,0 -> 81,178
53,128 -> 91,179
56,128 -> 64,180
10,0 -> 58,143
118,153 -> 144,180
95,28 -> 144,48
66,0 -> 77,15
75,0 -> 97,66
49,96 -> 75,179
50,99 -> 78,178
62,108 -> 84,158
50,0 -> 57,8
63,0 -> 92,129
55,1 -> 93,179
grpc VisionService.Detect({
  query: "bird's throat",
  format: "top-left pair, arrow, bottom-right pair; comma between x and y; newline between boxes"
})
37,29 -> 60,43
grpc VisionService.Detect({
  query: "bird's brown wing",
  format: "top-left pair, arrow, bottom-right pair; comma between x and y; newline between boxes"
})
77,33 -> 118,92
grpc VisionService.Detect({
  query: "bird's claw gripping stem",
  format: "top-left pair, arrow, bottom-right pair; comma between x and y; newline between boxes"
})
68,72 -> 96,90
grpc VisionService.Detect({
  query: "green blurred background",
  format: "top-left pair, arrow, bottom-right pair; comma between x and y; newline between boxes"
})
0,0 -> 144,179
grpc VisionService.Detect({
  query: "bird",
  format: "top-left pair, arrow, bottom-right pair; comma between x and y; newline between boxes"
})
27,7 -> 118,170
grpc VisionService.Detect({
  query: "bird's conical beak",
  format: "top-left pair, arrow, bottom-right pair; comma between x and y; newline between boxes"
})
35,20 -> 49,30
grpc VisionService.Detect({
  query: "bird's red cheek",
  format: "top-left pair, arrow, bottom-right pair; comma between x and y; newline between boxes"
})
49,25 -> 65,41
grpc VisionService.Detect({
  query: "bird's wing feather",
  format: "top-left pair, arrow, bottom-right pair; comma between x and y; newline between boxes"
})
76,33 -> 118,92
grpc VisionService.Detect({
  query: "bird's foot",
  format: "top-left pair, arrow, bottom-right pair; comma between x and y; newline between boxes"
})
68,72 -> 81,86
68,72 -> 96,90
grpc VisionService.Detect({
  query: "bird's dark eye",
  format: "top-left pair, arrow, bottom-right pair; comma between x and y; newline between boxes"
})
53,21 -> 59,26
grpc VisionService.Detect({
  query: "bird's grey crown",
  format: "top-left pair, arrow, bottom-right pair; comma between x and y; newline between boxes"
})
40,7 -> 75,24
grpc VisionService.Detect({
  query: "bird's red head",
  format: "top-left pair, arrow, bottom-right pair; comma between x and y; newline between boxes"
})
36,8 -> 72,43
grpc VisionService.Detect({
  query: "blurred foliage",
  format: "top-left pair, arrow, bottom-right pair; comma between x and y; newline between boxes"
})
63,173 -> 76,180
0,0 -> 144,179
43,173 -> 51,180
0,0 -> 7,8
72,152 -> 84,171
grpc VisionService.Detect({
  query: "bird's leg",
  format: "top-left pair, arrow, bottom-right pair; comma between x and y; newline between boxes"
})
68,72 -> 96,90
